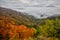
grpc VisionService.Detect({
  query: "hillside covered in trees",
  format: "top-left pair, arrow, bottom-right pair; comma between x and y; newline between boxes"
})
0,7 -> 60,40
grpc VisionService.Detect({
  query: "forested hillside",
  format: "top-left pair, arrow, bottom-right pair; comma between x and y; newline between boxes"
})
0,7 -> 60,40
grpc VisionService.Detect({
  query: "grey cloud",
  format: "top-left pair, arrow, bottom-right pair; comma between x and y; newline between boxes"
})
0,0 -> 60,19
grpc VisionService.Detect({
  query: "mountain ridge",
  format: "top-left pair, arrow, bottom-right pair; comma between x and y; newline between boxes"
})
0,7 -> 40,26
0,7 -> 60,26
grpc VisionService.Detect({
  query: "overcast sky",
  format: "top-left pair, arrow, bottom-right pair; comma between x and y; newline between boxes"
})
0,0 -> 60,18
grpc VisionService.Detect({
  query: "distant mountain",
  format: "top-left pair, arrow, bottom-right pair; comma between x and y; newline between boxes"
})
0,7 -> 40,26
0,7 -> 60,26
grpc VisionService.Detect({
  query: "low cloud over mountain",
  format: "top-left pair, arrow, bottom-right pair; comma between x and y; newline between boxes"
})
0,0 -> 60,18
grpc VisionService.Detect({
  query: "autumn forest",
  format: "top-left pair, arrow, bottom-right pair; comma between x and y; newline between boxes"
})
0,7 -> 60,40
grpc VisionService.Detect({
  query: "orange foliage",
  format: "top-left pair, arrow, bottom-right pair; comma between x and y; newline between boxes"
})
0,17 -> 35,40
17,25 -> 35,38
18,25 -> 27,32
